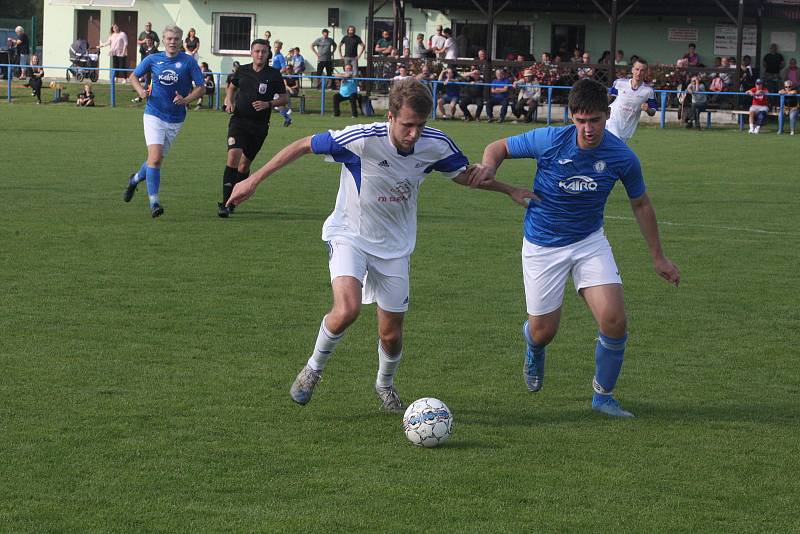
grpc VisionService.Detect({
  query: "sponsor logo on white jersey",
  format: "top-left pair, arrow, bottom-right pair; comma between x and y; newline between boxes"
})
158,69 -> 179,85
378,159 -> 390,168
558,175 -> 598,194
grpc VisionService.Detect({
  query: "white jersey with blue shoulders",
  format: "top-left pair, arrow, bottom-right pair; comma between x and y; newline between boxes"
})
506,125 -> 646,247
607,78 -> 658,141
133,51 -> 204,124
310,122 -> 468,259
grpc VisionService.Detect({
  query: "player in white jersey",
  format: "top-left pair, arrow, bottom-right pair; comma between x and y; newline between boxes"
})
606,59 -> 658,142
227,78 -> 531,412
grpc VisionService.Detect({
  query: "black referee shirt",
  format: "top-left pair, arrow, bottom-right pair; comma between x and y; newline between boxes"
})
231,63 -> 286,122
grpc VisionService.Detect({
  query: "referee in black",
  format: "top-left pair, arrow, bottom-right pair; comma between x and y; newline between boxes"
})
219,39 -> 288,217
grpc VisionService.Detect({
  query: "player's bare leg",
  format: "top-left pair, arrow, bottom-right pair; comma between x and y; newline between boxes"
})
375,308 -> 405,412
581,284 -> 634,417
290,276 -> 362,405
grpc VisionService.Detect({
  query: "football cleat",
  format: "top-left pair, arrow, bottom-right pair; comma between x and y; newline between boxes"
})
123,174 -> 137,202
375,384 -> 405,413
592,395 -> 634,418
217,202 -> 230,218
283,116 -> 292,127
522,322 -> 544,392
290,365 -> 322,405
150,203 -> 164,218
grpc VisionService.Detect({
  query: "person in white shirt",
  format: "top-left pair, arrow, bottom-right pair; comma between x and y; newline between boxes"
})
430,25 -> 446,60
442,28 -> 458,61
606,58 -> 658,142
227,78 -> 532,413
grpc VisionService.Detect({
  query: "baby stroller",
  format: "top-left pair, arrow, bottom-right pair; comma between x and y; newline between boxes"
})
66,39 -> 99,82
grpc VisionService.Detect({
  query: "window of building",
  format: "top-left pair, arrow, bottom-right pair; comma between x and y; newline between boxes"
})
496,23 -> 533,60
366,17 -> 412,50
213,12 -> 255,55
453,22 -> 488,59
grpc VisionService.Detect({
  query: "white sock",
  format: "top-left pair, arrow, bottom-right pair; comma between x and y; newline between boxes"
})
376,340 -> 402,388
307,315 -> 344,371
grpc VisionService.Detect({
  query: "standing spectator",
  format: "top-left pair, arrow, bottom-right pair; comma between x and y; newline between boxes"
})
746,79 -> 770,134
12,26 -> 30,79
375,30 -> 394,56
614,50 -> 627,66
487,68 -> 513,123
685,75 -> 707,130
458,67 -> 485,121
332,63 -> 359,117
137,22 -> 159,62
477,49 -> 488,63
411,33 -> 429,59
430,25 -> 446,60
339,25 -> 365,73
263,31 -> 273,63
683,43 -> 699,66
437,67 -> 461,119
28,55 -> 43,104
200,61 -> 215,109
513,69 -> 540,123
132,36 -> 159,102
184,28 -> 200,60
779,80 -> 798,135
762,43 -> 785,91
76,84 -> 95,107
311,29 -> 336,88
291,47 -> 306,75
783,57 -> 799,87
99,24 -> 129,83
271,40 -> 287,72
570,47 -> 583,63
441,28 -> 458,63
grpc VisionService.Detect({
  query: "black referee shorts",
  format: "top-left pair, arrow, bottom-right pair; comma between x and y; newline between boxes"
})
227,116 -> 269,162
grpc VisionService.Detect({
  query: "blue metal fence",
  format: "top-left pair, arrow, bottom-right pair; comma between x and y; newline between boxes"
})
2,63 -> 792,134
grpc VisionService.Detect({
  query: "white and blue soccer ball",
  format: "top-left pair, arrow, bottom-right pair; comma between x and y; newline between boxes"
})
402,397 -> 453,447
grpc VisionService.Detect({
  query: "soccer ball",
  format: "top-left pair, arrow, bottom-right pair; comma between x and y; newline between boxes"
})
402,397 -> 453,447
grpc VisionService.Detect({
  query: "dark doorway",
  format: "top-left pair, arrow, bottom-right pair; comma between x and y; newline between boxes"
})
76,10 -> 101,46
496,23 -> 532,60
113,10 -> 138,67
551,24 -> 585,61
452,22 -> 488,59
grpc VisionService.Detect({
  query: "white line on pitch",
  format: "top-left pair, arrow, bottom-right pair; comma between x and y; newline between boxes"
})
605,215 -> 786,235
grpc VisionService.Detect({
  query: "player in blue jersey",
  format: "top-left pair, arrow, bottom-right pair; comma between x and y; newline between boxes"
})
227,78 -> 531,412
473,78 -> 680,417
122,24 -> 205,217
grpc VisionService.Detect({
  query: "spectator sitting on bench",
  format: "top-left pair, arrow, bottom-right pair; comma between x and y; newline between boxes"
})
779,79 -> 798,136
333,63 -> 359,117
746,79 -> 770,134
76,84 -> 95,107
685,75 -> 707,130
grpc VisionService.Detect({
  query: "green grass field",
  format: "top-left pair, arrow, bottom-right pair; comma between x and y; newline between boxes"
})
1,100 -> 798,532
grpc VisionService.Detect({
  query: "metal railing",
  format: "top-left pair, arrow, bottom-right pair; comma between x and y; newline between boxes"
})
2,62 -> 795,134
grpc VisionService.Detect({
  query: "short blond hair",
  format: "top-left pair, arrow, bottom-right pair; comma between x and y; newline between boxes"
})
388,77 -> 433,117
163,24 -> 183,39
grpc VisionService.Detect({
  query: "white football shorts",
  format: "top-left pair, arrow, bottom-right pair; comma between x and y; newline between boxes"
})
143,114 -> 184,157
327,239 -> 410,313
522,228 -> 622,316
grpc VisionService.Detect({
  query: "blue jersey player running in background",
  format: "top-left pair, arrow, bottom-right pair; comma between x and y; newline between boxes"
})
473,78 -> 681,417
123,24 -> 205,217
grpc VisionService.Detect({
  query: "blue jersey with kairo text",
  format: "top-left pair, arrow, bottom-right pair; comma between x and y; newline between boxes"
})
506,125 -> 646,247
134,52 -> 204,123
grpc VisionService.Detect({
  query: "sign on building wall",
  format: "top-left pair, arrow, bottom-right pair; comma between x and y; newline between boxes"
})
667,27 -> 698,42
714,25 -> 757,56
770,31 -> 797,52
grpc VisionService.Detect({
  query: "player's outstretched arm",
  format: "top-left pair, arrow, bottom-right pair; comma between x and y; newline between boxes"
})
630,193 -> 681,286
226,136 -> 313,207
467,138 -> 511,186
453,169 -> 536,207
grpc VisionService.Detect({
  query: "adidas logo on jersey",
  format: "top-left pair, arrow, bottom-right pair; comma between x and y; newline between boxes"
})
378,160 -> 390,168
415,162 -> 426,168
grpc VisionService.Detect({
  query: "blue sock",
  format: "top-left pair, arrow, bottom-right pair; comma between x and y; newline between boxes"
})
130,162 -> 148,185
593,332 -> 627,400
523,320 -> 546,359
145,166 -> 161,207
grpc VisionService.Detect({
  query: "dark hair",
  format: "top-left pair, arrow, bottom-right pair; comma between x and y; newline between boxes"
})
568,78 -> 609,115
251,38 -> 269,48
633,57 -> 648,66
688,43 -> 696,48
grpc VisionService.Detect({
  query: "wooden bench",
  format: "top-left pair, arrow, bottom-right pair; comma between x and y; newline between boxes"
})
729,109 -> 780,130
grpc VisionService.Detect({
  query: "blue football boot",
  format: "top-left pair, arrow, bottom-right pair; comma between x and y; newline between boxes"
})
522,321 -> 544,392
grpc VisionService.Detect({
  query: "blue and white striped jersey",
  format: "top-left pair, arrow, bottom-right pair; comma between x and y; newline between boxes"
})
310,122 -> 468,259
607,78 -> 658,141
